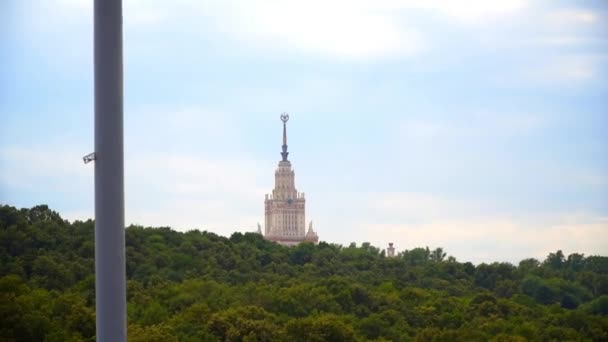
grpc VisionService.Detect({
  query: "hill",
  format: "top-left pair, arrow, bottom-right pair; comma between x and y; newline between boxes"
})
1,204 -> 607,341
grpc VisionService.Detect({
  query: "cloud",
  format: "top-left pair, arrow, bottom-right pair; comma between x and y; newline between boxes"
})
54,0 -> 428,61
126,106 -> 237,149
115,152 -> 268,234
546,9 -> 598,26
525,55 -> 600,84
0,142 -> 268,235
305,189 -> 608,264
179,0 -> 427,61
362,214 -> 608,264
396,111 -> 546,144
36,0 -> 606,78
0,146 -> 90,193
223,1 -> 425,60
329,191 -> 607,263
393,0 -> 527,23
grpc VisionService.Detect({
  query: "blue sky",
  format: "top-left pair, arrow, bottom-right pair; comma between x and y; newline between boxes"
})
1,0 -> 607,263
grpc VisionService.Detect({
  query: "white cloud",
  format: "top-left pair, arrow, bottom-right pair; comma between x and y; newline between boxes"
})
305,189 -> 608,263
0,143 -> 268,235
362,215 -> 608,264
528,55 -> 599,84
488,53 -> 602,87
546,9 -> 598,26
126,106 -> 236,147
0,146 -> 90,192
231,1 -> 423,60
396,111 -> 546,144
393,0 -> 527,23
154,0 -> 528,59
118,153 -> 269,234
57,0 -> 427,60
43,0 -> 604,56
534,37 -> 602,47
43,0 -> 603,75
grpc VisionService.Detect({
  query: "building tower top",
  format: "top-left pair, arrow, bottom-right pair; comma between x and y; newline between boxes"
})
280,112 -> 290,162
264,113 -> 318,246
387,242 -> 396,258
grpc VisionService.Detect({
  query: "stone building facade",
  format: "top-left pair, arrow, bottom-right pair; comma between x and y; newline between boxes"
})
263,114 -> 318,246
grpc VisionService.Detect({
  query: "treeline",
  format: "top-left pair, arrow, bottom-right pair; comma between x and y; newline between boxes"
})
1,204 -> 607,341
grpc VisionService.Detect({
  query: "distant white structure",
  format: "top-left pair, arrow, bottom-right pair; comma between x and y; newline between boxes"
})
263,113 -> 318,246
387,243 -> 396,257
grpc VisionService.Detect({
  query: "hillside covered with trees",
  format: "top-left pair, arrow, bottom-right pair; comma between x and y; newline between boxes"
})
1,204 -> 607,341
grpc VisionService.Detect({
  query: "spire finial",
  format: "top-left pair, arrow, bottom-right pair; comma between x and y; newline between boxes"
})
280,113 -> 290,161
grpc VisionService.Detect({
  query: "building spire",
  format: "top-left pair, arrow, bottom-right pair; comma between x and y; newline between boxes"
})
280,112 -> 290,161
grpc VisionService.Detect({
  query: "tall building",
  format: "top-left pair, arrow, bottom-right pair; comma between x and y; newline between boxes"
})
387,243 -> 396,258
263,113 -> 318,246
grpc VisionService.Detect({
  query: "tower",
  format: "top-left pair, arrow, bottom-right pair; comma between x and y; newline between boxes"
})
387,243 -> 396,258
264,113 -> 318,246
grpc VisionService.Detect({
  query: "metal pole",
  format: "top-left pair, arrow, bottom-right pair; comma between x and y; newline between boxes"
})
94,0 -> 126,341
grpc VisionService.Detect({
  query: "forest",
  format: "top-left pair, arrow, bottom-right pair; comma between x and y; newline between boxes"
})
1,204 -> 607,341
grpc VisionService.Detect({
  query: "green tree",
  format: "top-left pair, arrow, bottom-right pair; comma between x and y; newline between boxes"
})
544,250 -> 566,270
430,247 -> 447,263
285,314 -> 356,342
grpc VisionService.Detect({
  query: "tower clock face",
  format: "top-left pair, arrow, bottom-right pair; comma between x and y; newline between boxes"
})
287,198 -> 293,205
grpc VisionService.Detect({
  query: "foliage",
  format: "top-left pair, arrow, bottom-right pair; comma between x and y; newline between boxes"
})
1,204 -> 607,341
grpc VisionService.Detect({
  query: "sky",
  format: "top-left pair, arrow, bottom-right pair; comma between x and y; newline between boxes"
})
1,0 -> 607,264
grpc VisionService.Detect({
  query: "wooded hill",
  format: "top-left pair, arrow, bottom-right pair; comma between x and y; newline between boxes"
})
1,204 -> 607,341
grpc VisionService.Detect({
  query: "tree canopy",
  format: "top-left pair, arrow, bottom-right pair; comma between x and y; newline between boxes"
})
1,204 -> 607,341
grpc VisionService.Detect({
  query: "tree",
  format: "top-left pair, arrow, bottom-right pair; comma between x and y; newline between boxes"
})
207,306 -> 281,341
403,247 -> 430,265
430,248 -> 446,263
518,258 -> 540,272
566,253 -> 585,272
544,250 -> 565,270
285,314 -> 356,342
2,204 -> 608,341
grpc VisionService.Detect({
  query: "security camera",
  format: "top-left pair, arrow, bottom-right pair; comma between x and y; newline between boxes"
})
83,152 -> 97,164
